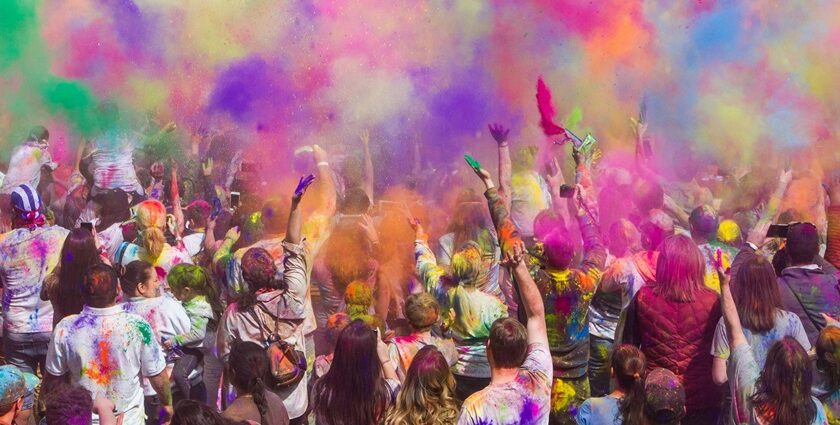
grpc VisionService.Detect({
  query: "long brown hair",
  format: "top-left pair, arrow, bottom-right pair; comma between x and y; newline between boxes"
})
385,346 -> 459,425
312,320 -> 392,425
55,228 -> 102,322
751,337 -> 816,425
654,235 -> 707,302
732,255 -> 783,332
614,345 -> 647,425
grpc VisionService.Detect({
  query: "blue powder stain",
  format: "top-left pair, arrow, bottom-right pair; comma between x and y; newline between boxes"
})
687,2 -> 752,66
520,397 -> 539,424
71,312 -> 98,331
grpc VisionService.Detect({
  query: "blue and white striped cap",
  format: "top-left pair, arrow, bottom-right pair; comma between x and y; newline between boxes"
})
10,184 -> 42,213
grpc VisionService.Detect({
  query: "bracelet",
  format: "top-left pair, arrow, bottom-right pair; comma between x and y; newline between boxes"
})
317,161 -> 329,167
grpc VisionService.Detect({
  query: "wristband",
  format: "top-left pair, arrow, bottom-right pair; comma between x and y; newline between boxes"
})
317,161 -> 329,167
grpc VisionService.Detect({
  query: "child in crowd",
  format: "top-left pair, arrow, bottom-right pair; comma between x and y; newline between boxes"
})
577,345 -> 647,425
166,263 -> 225,404
387,293 -> 458,383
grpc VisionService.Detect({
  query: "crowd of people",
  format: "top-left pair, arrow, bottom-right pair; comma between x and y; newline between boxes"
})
0,100 -> 837,425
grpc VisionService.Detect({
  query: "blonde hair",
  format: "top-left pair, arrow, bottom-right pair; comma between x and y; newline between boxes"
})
450,243 -> 482,287
385,346 -> 458,425
135,200 -> 167,261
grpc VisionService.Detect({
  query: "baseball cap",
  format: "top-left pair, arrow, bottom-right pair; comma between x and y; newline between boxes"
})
645,368 -> 685,422
10,184 -> 42,213
0,365 -> 38,409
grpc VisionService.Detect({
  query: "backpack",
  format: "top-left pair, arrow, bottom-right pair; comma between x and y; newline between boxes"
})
248,300 -> 307,391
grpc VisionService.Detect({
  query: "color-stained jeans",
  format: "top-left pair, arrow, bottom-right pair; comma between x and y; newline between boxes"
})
588,335 -> 614,397
2,331 -> 50,375
550,375 -> 589,425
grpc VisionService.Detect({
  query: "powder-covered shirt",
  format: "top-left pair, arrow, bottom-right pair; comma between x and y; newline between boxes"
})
0,140 -> 57,194
121,295 -> 190,396
712,310 -> 810,425
415,240 -> 508,378
510,171 -> 552,238
0,225 -> 68,333
88,133 -> 143,194
46,305 -> 166,425
457,343 -> 552,425
172,295 -> 214,348
436,232 -> 502,300
730,342 -> 828,425
577,394 -> 622,425
218,236 -> 317,336
217,242 -> 308,419
117,242 -> 193,288
711,310 -> 810,368
182,232 -> 205,258
589,255 -> 644,340
387,332 -> 459,382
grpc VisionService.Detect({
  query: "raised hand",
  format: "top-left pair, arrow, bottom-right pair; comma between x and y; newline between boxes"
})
488,123 -> 510,146
408,217 -> 428,242
360,130 -> 371,148
294,174 -> 316,201
201,158 -> 213,177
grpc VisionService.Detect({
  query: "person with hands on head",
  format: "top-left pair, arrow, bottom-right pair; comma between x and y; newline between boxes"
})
717,261 -> 829,425
457,161 -> 552,425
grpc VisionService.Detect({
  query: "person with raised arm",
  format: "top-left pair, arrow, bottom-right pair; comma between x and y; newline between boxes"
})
718,261 -> 828,425
216,175 -> 314,424
457,163 -> 551,425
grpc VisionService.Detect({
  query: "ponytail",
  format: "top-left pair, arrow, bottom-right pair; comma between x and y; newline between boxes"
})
141,227 -> 165,260
620,371 -> 647,425
613,345 -> 647,425
252,376 -> 268,425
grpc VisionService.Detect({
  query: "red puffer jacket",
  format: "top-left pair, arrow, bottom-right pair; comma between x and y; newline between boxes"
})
623,285 -> 722,412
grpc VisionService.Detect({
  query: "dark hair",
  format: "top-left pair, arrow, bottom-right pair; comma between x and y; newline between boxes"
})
786,223 -> 819,266
82,264 -> 119,308
772,247 -> 789,277
488,317 -> 528,368
732,255 -> 783,333
313,320 -> 391,425
689,205 -> 719,242
542,227 -> 575,270
236,248 -> 279,311
614,345 -> 647,425
171,399 -> 228,425
340,187 -> 372,215
44,384 -> 93,425
185,200 -> 211,229
91,189 -> 130,230
119,260 -> 154,297
750,337 -> 816,425
28,125 -> 49,142
228,342 -> 271,425
55,228 -> 103,322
